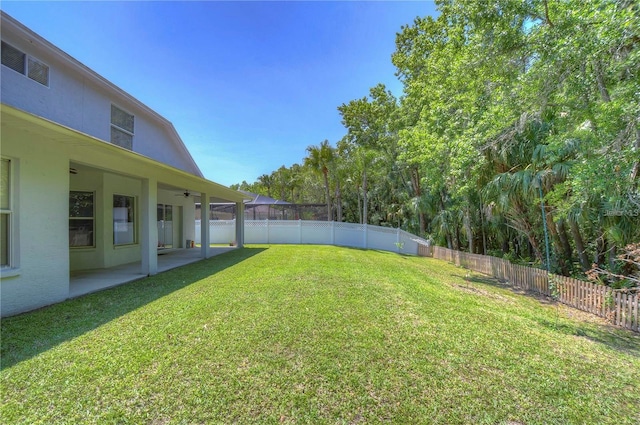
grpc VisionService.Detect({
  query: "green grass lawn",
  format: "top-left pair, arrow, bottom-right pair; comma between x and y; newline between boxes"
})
2,245 -> 639,424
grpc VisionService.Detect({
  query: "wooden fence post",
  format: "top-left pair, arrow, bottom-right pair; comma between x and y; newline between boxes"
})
421,242 -> 638,332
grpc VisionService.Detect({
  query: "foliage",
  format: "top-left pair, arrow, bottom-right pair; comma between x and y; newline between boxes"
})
587,243 -> 640,289
304,140 -> 336,221
234,0 -> 640,284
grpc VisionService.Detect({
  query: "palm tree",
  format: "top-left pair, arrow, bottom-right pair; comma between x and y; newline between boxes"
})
258,174 -> 273,198
304,140 -> 335,221
287,163 -> 303,204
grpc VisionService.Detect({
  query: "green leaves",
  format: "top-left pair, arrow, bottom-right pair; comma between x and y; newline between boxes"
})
391,0 -> 640,272
233,0 -> 639,278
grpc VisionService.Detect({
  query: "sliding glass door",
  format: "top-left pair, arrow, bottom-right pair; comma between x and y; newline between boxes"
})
157,204 -> 173,249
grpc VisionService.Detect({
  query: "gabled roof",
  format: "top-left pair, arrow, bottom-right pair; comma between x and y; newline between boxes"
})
0,11 -> 204,178
2,103 -> 249,203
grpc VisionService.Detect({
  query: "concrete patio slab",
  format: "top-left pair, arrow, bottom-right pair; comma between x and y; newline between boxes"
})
69,247 -> 236,298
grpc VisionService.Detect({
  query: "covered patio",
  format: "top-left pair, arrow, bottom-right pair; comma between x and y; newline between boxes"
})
70,246 -> 236,298
1,104 -> 251,317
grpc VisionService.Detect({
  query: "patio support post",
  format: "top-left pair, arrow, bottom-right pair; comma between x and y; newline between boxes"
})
201,192 -> 210,258
141,178 -> 158,276
235,201 -> 244,248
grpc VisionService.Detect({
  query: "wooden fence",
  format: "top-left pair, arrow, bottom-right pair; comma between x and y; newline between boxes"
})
422,246 -> 639,332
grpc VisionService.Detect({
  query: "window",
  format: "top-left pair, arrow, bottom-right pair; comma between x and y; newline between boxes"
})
1,159 -> 11,268
28,57 -> 49,86
1,42 -> 49,86
113,194 -> 135,245
110,105 -> 134,150
1,42 -> 25,74
157,204 -> 173,249
69,191 -> 94,248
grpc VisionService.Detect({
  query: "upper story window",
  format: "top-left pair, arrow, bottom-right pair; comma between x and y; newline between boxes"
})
1,41 -> 49,87
110,105 -> 134,150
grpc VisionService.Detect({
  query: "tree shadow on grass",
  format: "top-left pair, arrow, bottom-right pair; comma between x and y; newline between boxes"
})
453,273 -> 640,358
454,274 -> 510,288
0,247 -> 266,370
536,318 -> 640,358
454,273 -> 555,303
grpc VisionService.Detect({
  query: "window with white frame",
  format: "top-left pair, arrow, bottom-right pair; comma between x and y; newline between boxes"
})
157,204 -> 174,249
113,194 -> 135,245
1,41 -> 49,87
69,191 -> 95,248
1,159 -> 12,268
110,105 -> 134,150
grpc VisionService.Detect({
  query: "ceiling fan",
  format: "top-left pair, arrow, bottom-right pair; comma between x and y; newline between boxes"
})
175,190 -> 191,198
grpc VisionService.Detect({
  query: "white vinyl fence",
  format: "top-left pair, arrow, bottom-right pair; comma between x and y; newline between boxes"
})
195,220 -> 429,255
194,220 -> 638,331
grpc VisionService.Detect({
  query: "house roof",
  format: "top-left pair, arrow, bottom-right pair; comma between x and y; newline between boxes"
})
239,191 -> 291,205
1,11 -> 204,179
1,103 -> 251,203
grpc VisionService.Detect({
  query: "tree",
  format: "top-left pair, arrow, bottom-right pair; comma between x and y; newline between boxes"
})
304,140 -> 336,221
338,84 -> 401,225
258,174 -> 273,198
231,0 -> 639,284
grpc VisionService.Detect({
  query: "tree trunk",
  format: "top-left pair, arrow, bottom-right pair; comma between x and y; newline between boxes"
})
543,0 -> 554,27
631,127 -> 640,181
556,218 -> 573,272
593,60 -> 611,103
545,208 -> 569,275
357,185 -> 362,224
438,188 -> 453,249
410,167 -> 426,236
595,237 -> 606,266
479,197 -> 487,255
362,168 -> 368,225
509,202 -> 543,262
569,219 -> 590,272
335,181 -> 342,222
524,224 -> 543,262
464,208 -> 474,253
323,168 -> 332,221
608,244 -> 617,269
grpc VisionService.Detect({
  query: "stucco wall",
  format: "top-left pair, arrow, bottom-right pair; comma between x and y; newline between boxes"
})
102,174 -> 142,268
1,104 -> 233,316
0,16 -> 235,316
1,26 -> 201,176
1,124 -> 202,316
0,126 -> 70,316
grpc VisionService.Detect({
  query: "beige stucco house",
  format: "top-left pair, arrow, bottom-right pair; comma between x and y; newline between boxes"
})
0,12 -> 248,316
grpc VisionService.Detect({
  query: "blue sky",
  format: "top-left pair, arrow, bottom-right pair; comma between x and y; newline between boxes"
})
1,1 -> 437,186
